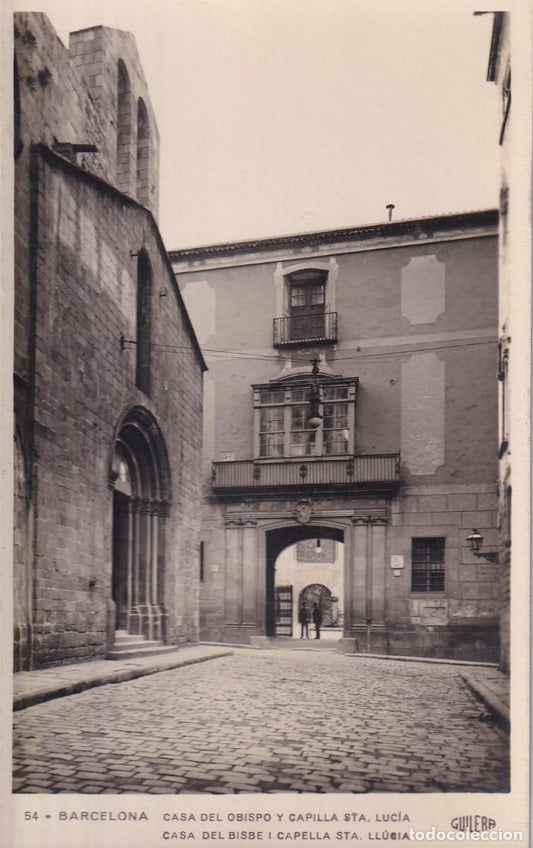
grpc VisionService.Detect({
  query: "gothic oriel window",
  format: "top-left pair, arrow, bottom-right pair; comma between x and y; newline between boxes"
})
411,538 -> 445,592
254,379 -> 356,458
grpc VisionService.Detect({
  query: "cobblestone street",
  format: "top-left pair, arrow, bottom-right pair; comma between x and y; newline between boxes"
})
13,650 -> 509,794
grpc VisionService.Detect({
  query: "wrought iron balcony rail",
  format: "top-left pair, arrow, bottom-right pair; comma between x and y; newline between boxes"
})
273,312 -> 338,346
212,453 -> 400,492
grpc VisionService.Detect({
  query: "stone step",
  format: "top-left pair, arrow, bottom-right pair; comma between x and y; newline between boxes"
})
107,644 -> 181,661
108,630 -> 178,661
113,633 -> 148,645
111,639 -> 165,652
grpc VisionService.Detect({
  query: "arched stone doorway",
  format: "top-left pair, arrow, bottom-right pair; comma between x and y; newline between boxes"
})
110,408 -> 171,641
299,584 -> 336,627
265,524 -> 344,637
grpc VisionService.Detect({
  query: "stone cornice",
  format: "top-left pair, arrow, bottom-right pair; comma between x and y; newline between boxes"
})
169,210 -> 498,264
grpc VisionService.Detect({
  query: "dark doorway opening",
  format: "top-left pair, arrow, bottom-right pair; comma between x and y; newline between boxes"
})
112,490 -> 130,629
266,524 -> 344,637
299,584 -> 334,628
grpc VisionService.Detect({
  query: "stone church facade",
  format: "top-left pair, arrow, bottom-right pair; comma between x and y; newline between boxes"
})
14,13 -> 205,670
171,211 -> 500,662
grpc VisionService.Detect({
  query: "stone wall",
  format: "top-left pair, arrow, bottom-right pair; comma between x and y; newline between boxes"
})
173,217 -> 500,662
176,233 -> 498,487
25,150 -> 203,666
14,11 -> 160,380
69,25 -> 160,217
197,484 -> 499,661
13,430 -> 32,670
13,12 -> 203,668
387,483 -> 499,661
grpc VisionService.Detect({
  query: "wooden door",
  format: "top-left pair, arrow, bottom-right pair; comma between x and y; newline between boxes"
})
289,275 -> 326,341
275,585 -> 293,636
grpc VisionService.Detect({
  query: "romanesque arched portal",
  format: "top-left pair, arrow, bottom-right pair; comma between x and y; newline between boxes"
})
110,407 -> 171,641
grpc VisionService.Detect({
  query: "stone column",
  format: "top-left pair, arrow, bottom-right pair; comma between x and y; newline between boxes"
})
371,521 -> 387,624
351,519 -> 368,627
338,519 -> 367,653
369,519 -> 388,652
224,520 -> 242,626
156,500 -> 170,641
365,519 -> 373,623
129,498 -> 141,634
242,520 -> 258,626
256,529 -> 267,635
131,498 -> 140,605
126,503 -> 133,627
138,498 -> 152,607
339,515 -> 388,655
150,504 -> 159,607
144,501 -> 158,641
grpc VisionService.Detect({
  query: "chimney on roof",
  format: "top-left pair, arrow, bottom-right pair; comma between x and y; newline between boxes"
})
386,204 -> 395,222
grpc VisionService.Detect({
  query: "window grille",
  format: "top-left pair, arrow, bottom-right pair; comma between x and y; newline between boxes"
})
411,538 -> 445,592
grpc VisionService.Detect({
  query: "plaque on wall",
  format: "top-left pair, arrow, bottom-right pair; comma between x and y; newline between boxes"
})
391,555 -> 405,569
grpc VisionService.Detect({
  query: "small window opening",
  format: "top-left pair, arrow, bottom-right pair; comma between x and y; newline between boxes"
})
136,250 -> 152,395
411,537 -> 445,592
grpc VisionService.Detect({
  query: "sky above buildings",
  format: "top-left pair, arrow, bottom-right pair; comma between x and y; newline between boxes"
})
12,0 -> 500,248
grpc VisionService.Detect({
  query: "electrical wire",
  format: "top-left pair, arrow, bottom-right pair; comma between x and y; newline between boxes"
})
122,337 -> 497,365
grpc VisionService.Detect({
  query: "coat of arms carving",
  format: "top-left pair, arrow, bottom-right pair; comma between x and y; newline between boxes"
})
293,499 -> 313,524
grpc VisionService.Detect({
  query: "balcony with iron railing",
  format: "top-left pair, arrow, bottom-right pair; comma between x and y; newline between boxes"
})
212,453 -> 401,493
273,312 -> 338,347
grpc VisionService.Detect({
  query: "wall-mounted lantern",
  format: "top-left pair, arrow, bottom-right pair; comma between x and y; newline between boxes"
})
308,359 -> 323,429
466,529 -> 499,563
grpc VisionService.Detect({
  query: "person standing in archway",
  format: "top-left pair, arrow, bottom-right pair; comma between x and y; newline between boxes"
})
298,602 -> 309,639
312,601 -> 322,640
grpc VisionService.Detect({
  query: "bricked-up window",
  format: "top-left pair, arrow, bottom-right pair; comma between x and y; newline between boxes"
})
411,538 -> 445,592
136,250 -> 152,395
116,60 -> 131,193
136,98 -> 150,205
254,379 -> 356,458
